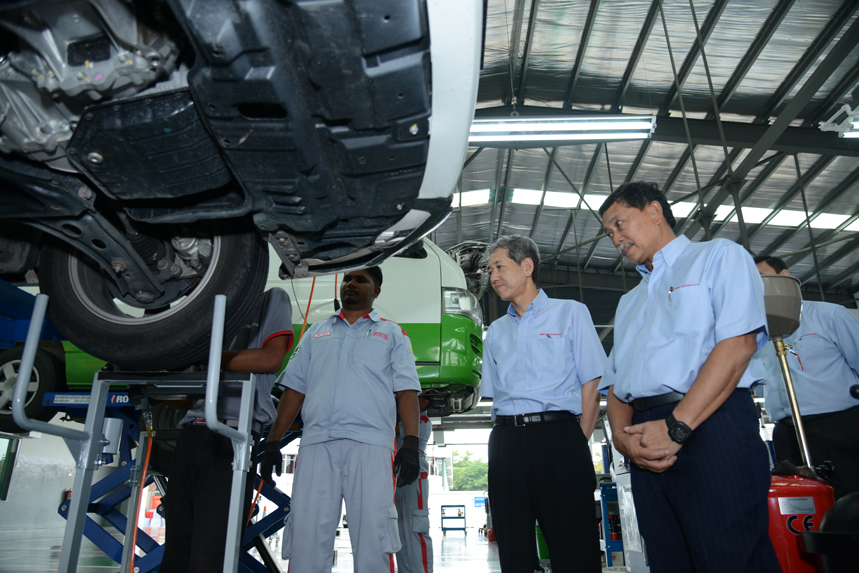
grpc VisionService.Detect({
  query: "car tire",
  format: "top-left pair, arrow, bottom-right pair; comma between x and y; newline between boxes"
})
39,223 -> 267,370
0,347 -> 63,433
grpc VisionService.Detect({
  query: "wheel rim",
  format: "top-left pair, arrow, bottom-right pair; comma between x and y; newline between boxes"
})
67,235 -> 222,325
0,359 -> 41,414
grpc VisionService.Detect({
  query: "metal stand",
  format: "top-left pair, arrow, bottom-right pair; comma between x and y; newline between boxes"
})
772,335 -> 813,467
12,294 -> 293,573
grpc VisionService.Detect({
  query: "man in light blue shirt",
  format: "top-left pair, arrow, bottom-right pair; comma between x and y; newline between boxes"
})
755,255 -> 859,500
599,181 -> 780,573
482,234 -> 604,573
261,267 -> 422,573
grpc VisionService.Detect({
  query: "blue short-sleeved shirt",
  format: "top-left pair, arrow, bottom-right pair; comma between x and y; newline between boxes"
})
182,288 -> 293,426
277,310 -> 421,451
600,236 -> 768,401
481,289 -> 607,418
757,300 -> 859,420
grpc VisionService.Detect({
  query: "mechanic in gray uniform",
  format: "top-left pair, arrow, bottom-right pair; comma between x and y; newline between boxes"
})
160,288 -> 293,573
261,266 -> 422,573
395,395 -> 434,573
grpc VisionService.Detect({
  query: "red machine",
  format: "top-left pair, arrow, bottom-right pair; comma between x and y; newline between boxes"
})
761,274 -> 836,573
768,473 -> 835,573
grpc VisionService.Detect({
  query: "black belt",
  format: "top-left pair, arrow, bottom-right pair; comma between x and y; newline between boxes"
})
494,411 -> 578,427
632,392 -> 685,411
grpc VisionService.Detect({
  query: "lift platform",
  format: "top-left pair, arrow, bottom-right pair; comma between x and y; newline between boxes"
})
12,294 -> 298,573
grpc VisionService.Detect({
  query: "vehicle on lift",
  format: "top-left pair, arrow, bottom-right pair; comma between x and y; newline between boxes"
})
0,0 -> 481,370
1,237 -> 482,432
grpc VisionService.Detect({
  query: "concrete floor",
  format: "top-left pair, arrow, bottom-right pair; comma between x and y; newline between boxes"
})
0,527 -> 625,572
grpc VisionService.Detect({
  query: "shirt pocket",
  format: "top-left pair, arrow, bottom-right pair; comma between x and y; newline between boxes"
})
666,286 -> 711,337
535,336 -> 566,373
354,335 -> 391,366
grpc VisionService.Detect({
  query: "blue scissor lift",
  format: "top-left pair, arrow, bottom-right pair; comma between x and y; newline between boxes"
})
12,293 -> 297,573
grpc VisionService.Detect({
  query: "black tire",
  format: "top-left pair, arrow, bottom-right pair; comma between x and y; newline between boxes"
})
39,224 -> 267,370
0,347 -> 63,433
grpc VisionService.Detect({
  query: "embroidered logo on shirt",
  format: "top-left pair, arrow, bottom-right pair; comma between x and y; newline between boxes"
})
313,331 -> 332,338
671,283 -> 699,290
539,333 -> 562,338
373,332 -> 388,340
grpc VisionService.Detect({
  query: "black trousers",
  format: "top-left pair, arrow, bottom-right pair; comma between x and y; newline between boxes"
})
488,417 -> 601,573
773,405 -> 859,500
160,425 -> 259,573
630,391 -> 781,573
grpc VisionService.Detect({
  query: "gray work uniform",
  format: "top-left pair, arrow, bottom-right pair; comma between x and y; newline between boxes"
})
277,309 -> 421,573
395,411 -> 433,573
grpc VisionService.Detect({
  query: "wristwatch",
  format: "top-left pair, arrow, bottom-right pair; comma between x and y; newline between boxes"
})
666,412 -> 693,444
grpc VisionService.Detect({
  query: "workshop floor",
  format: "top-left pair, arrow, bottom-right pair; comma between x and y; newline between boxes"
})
0,527 -> 625,572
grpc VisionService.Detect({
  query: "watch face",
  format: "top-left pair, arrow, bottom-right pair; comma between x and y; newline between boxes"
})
670,424 -> 691,443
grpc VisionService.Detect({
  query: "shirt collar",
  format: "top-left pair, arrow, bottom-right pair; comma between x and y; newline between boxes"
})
333,309 -> 380,322
635,235 -> 690,281
506,289 -> 548,321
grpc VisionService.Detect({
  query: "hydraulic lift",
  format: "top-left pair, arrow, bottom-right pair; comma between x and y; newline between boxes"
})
12,294 -> 298,573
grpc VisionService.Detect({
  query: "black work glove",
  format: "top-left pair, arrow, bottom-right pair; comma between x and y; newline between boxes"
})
393,435 -> 420,487
260,441 -> 283,488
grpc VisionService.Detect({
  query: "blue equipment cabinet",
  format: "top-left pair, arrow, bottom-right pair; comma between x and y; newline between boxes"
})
600,482 -> 624,567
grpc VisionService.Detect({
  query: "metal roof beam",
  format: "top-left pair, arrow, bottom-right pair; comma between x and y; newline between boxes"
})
708,152 -> 787,238
760,163 -> 859,256
658,0 -> 730,115
515,0 -> 541,104
787,213 -> 859,268
493,149 -> 516,241
798,233 -> 859,283
564,0 -> 602,108
826,259 -> 859,291
756,0 -> 859,123
612,0 -> 660,111
706,0 -> 796,117
675,148 -> 743,234
742,155 -> 835,242
503,0 -> 529,106
806,61 -> 859,127
529,147 -> 557,238
556,145 -> 602,254
683,15 -> 859,239
487,148 -> 507,242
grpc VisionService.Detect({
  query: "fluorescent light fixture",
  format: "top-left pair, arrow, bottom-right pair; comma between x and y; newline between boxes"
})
469,115 -> 656,144
810,213 -> 849,229
820,104 -> 859,137
511,189 -> 543,205
729,206 -> 772,224
454,189 -> 491,207
769,210 -> 810,227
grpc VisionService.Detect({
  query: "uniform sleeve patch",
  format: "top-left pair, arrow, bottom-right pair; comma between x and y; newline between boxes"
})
373,332 -> 388,340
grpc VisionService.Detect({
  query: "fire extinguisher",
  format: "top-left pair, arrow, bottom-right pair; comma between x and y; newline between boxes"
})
64,489 -> 72,501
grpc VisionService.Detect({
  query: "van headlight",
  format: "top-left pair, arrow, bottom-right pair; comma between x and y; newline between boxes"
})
442,287 -> 483,327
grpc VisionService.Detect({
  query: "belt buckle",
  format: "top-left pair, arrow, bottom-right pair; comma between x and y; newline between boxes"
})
513,414 -> 526,427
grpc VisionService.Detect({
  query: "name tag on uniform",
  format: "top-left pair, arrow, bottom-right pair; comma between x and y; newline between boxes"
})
314,331 -> 332,338
373,332 -> 388,340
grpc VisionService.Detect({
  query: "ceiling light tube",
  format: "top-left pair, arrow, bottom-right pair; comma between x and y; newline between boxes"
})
469,115 -> 657,145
